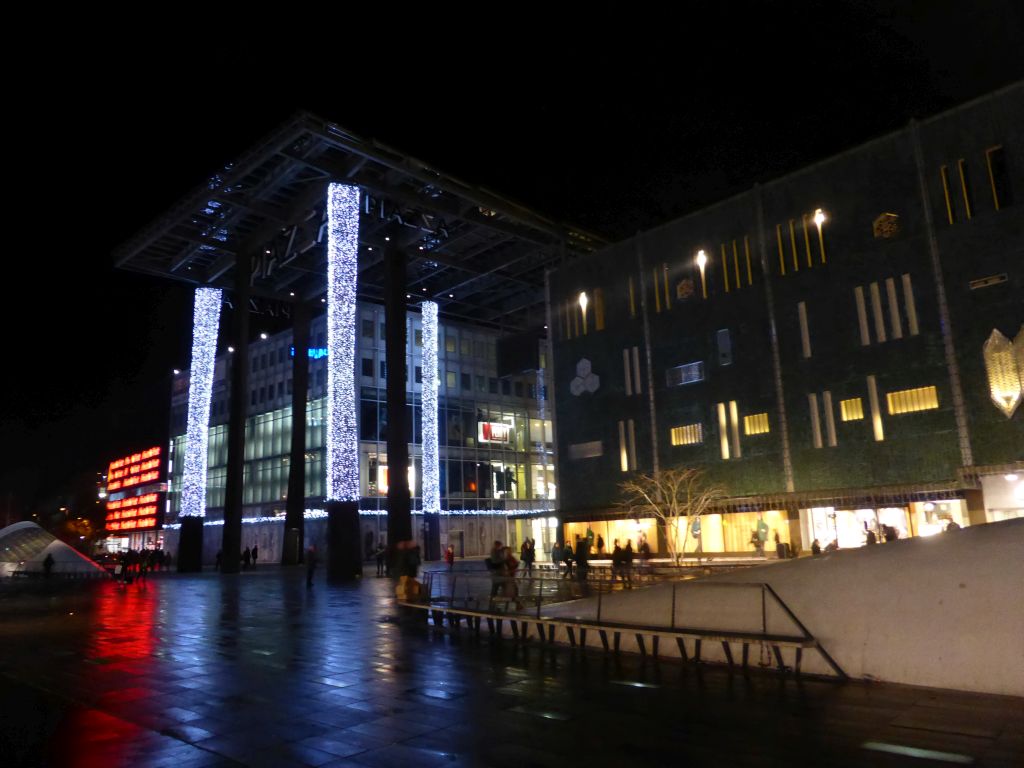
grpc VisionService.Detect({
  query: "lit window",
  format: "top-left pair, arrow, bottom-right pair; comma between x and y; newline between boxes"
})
670,424 -> 703,446
840,398 -> 864,421
743,413 -> 770,435
666,361 -> 705,387
446,371 -> 456,388
886,385 -> 939,415
445,335 -> 456,353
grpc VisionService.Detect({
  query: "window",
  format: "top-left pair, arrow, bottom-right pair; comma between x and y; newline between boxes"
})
501,380 -> 511,396
902,274 -> 919,336
476,375 -> 486,393
887,385 -> 939,415
251,389 -> 257,405
287,379 -> 292,395
594,288 -> 605,331
474,341 -> 485,358
957,158 -> 973,220
415,366 -> 422,384
461,339 -> 471,356
361,358 -> 374,377
743,413 -> 769,435
717,329 -> 733,366
445,335 -> 456,353
666,361 -> 705,387
362,319 -> 374,338
985,145 -> 1011,210
670,423 -> 703,446
514,381 -> 523,398
839,398 -> 864,421
414,329 -> 423,347
854,286 -> 870,346
867,375 -> 885,441
940,165 -> 955,224
461,372 -> 471,391
797,303 -> 811,358
489,378 -> 498,394
808,394 -> 822,449
277,382 -> 284,398
380,361 -> 387,380
446,371 -> 456,389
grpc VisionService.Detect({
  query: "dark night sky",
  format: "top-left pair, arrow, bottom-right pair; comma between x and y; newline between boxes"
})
4,1 -> 1022,514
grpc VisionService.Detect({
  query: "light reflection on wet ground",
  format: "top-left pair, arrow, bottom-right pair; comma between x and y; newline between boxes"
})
1,571 -> 1022,767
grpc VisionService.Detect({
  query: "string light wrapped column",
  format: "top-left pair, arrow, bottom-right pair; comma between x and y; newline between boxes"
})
421,301 -> 441,561
324,182 -> 362,579
178,286 -> 222,571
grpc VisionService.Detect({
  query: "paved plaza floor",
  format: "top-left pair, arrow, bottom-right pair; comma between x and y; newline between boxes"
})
1,569 -> 1022,767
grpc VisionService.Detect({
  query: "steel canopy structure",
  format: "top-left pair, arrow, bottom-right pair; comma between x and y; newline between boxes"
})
114,111 -> 605,331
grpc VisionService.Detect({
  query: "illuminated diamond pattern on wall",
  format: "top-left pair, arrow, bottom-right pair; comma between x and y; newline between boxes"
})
983,328 -> 1022,418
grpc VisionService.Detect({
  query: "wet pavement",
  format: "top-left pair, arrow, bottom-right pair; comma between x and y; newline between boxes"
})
1,569 -> 1022,767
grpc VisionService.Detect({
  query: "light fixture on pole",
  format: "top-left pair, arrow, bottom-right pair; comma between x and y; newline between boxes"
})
813,208 -> 827,263
696,250 -> 708,299
578,291 -> 589,334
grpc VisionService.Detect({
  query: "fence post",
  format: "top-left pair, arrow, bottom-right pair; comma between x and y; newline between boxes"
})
597,577 -> 603,623
761,584 -> 767,636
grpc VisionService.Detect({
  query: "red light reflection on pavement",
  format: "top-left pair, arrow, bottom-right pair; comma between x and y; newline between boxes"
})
88,581 -> 160,704
47,707 -> 149,768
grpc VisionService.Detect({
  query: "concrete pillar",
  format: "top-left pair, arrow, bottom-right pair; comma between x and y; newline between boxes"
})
384,234 -> 412,551
221,255 -> 250,574
282,301 -> 310,565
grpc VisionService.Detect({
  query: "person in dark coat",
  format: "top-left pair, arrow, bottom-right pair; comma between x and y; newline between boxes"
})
242,547 -> 251,568
251,545 -> 258,565
43,553 -> 55,578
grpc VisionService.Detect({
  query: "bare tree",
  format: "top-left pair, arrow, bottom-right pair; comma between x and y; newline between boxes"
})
619,467 -> 727,563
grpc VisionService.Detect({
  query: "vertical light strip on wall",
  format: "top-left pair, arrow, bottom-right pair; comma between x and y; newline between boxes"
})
618,420 -> 628,472
632,346 -> 642,395
325,182 -> 361,502
801,214 -> 813,268
798,301 -> 812,358
628,276 -> 636,318
421,301 -> 440,515
653,269 -> 662,313
627,418 -> 638,470
732,240 -> 741,288
985,145 -> 1003,211
822,390 -> 837,447
776,224 -> 786,275
854,286 -> 870,346
788,219 -> 799,272
623,348 -> 633,396
744,236 -> 753,285
181,286 -> 222,518
729,400 -> 741,458
885,278 -> 903,339
808,393 -> 823,449
717,402 -> 730,460
867,375 -> 885,442
902,274 -> 919,336
869,281 -> 887,343
957,158 -> 972,219
940,165 -> 955,224
721,244 -> 730,292
663,264 -> 670,308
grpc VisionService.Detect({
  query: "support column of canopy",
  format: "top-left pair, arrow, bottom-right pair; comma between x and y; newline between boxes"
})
178,286 -> 222,572
282,300 -> 310,565
421,301 -> 440,562
221,256 -> 250,574
384,229 -> 414,564
324,183 -> 362,580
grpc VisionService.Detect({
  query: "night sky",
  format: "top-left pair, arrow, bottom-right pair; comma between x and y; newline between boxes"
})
4,2 -> 1022,516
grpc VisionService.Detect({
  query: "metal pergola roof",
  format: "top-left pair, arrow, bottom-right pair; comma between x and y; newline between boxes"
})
114,111 -> 606,331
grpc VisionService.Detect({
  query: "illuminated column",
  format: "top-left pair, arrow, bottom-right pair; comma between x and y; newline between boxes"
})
325,182 -> 362,579
421,302 -> 440,516
178,287 -> 221,572
181,287 -> 222,519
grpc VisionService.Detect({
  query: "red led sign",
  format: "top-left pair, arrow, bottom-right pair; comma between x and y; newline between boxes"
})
105,492 -> 161,531
106,447 -> 163,492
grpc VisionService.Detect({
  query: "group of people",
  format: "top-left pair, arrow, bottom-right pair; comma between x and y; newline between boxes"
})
113,548 -> 170,581
550,535 -> 651,584
214,544 -> 259,570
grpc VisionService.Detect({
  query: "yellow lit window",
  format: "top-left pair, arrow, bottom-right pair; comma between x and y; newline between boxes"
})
670,423 -> 703,446
743,413 -> 769,435
886,386 -> 939,415
839,398 -> 864,421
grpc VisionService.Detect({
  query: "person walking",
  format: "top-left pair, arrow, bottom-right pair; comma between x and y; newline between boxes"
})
522,539 -> 535,577
43,552 -> 55,578
488,541 -> 505,597
444,544 -> 455,572
215,550 -> 223,571
242,547 -> 252,569
562,541 -> 574,579
611,540 -> 623,583
551,541 -> 563,574
623,540 -> 634,588
375,543 -> 387,577
251,545 -> 258,566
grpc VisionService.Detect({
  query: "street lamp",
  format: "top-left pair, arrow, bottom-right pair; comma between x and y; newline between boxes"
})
578,292 -> 589,334
813,208 -> 827,263
696,250 -> 708,299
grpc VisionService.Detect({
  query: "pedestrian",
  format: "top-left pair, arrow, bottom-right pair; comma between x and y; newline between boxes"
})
43,552 -> 55,578
522,539 -> 535,576
503,546 -> 522,608
575,537 -> 590,591
824,539 -> 839,553
611,539 -> 623,583
215,550 -> 222,571
623,540 -> 634,588
775,531 -> 786,559
306,545 -> 318,587
866,529 -> 878,545
444,544 -> 455,571
638,536 -> 651,579
488,540 -> 505,597
251,545 -> 258,566
375,543 -> 387,577
562,541 -> 574,579
551,541 -> 563,572
811,539 -> 821,556
597,534 -> 605,556
242,547 -> 251,569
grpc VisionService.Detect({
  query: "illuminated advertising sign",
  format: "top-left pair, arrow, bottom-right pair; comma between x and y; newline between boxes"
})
105,447 -> 164,533
106,447 -> 162,492
477,421 -> 512,445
